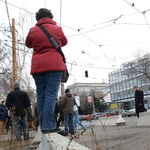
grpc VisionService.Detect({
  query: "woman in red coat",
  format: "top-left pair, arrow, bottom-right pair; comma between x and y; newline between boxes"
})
26,8 -> 68,134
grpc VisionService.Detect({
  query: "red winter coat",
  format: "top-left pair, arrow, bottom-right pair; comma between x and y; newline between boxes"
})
26,17 -> 68,75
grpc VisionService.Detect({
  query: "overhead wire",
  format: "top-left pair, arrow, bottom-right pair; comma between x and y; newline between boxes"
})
60,0 -> 62,26
66,24 -> 112,58
122,0 -> 150,32
66,62 -> 118,70
5,0 -> 11,32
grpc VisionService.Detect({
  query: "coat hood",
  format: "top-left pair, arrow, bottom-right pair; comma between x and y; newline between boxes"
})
66,93 -> 72,97
35,17 -> 56,26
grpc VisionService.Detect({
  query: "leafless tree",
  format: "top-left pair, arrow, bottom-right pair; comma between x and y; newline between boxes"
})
124,50 -> 150,81
0,13 -> 36,102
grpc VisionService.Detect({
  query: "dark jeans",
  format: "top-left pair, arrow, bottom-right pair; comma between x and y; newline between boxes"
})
35,114 -> 39,131
64,113 -> 74,133
13,115 -> 29,141
33,71 -> 63,131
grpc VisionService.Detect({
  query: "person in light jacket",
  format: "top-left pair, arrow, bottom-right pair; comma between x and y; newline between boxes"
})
73,93 -> 87,133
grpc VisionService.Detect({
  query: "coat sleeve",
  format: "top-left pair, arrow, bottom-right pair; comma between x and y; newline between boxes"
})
26,29 -> 32,48
24,92 -> 31,108
0,106 -> 4,116
60,28 -> 68,47
140,91 -> 144,104
6,93 -> 12,109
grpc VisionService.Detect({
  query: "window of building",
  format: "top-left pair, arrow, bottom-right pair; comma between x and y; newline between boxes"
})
130,80 -> 133,88
141,85 -> 147,94
120,91 -> 124,98
133,78 -> 136,86
126,80 -> 130,88
123,81 -> 126,89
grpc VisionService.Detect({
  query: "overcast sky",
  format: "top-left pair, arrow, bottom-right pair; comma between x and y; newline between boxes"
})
1,0 -> 150,87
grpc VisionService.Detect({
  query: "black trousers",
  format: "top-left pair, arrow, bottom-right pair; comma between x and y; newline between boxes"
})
57,113 -> 64,128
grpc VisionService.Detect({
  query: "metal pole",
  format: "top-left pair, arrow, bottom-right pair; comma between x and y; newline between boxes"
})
12,18 -> 17,90
92,93 -> 96,114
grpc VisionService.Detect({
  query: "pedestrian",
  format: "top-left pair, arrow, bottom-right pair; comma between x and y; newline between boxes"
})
61,89 -> 75,136
133,86 -> 147,118
6,110 -> 12,134
34,103 -> 39,131
57,96 -> 64,128
26,8 -> 67,134
27,106 -> 36,130
6,82 -> 30,141
0,101 -> 8,135
73,93 -> 87,133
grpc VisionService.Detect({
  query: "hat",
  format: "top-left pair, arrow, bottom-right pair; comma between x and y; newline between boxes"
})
65,89 -> 70,93
2,101 -> 5,104
14,81 -> 20,88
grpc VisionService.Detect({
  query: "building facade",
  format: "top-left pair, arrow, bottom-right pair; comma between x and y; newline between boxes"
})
67,83 -> 110,97
109,60 -> 150,110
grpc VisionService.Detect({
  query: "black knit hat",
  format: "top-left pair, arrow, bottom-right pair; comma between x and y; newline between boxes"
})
2,101 -> 5,104
65,89 -> 70,93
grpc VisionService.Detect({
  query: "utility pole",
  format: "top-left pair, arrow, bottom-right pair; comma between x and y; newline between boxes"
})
12,18 -> 17,90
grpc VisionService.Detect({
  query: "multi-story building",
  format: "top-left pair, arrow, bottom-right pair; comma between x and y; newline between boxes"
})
109,57 -> 150,110
67,83 -> 110,98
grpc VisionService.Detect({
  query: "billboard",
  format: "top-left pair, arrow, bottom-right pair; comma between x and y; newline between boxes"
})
110,104 -> 117,109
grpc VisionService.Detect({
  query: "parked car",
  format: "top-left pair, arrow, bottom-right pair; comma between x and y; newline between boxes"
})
126,109 -> 137,117
84,115 -> 91,120
90,112 -> 102,120
101,113 -> 110,117
119,110 -> 128,117
110,111 -> 119,116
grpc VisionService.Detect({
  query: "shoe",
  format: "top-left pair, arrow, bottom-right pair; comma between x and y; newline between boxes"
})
42,128 -> 61,134
70,131 -> 75,135
63,133 -> 68,136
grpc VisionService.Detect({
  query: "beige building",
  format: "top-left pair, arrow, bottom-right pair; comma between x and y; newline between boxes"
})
67,83 -> 110,97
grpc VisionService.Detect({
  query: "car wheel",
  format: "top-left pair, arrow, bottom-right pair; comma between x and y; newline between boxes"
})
128,115 -> 130,117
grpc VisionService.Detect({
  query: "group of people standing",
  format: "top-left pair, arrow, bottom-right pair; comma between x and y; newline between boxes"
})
54,89 -> 87,136
0,82 -> 39,141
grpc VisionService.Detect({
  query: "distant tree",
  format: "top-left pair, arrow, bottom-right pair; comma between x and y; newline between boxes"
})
124,50 -> 150,81
79,91 -> 107,115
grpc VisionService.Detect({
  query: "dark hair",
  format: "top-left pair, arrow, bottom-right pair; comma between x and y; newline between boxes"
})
36,8 -> 53,21
65,89 -> 70,93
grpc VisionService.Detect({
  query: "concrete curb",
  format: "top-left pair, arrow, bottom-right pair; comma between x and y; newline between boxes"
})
36,132 -> 90,150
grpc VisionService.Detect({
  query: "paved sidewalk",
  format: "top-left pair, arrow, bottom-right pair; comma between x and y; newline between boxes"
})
69,125 -> 150,150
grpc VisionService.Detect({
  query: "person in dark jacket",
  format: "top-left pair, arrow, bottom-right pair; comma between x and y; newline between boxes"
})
133,86 -> 147,118
6,82 -> 30,141
26,8 -> 67,134
34,103 -> 39,131
57,96 -> 64,128
61,89 -> 75,136
0,101 -> 8,135
27,106 -> 36,130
